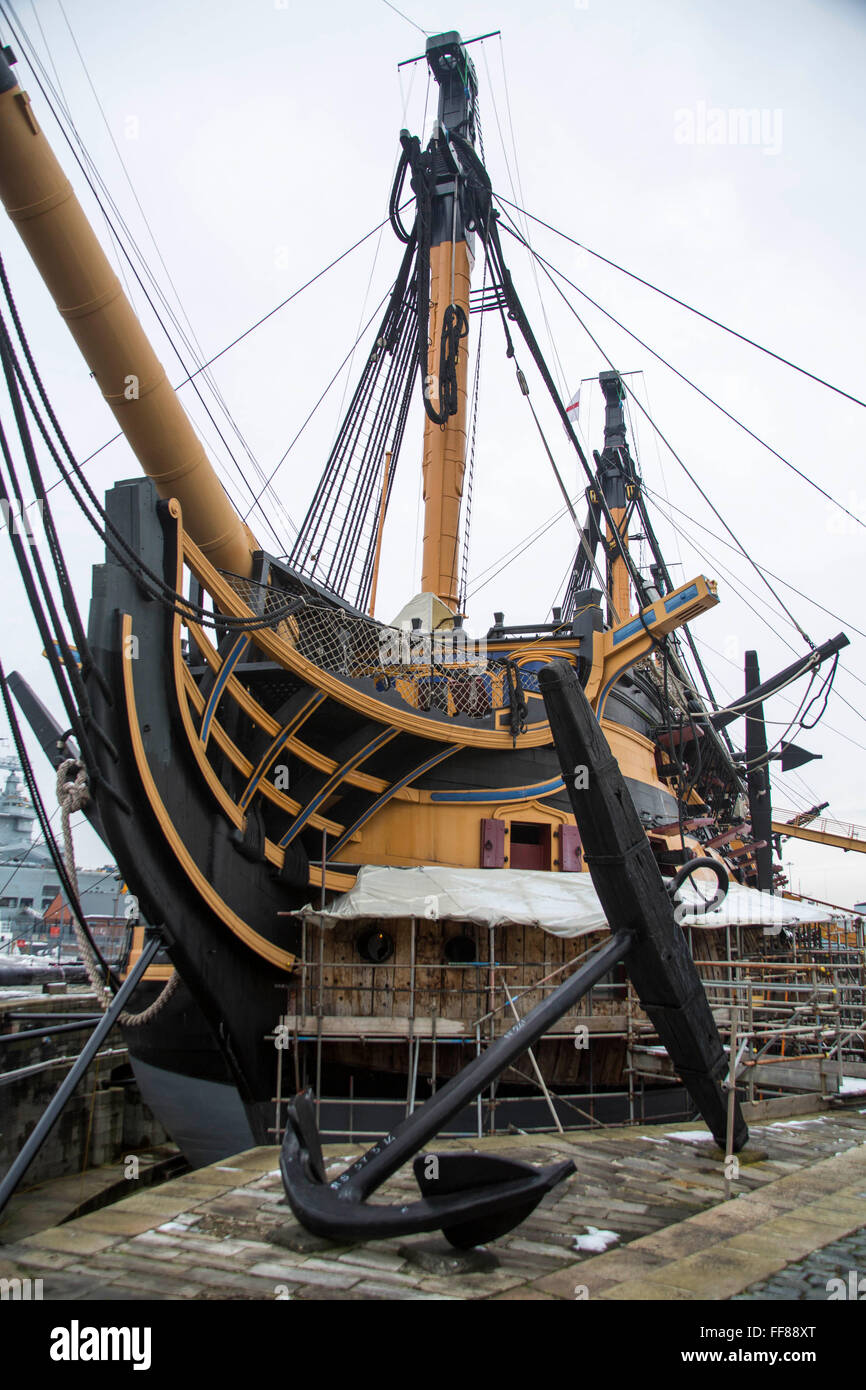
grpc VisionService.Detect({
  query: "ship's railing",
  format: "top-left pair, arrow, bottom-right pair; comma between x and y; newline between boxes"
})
774,808 -> 866,848
219,572 -> 542,718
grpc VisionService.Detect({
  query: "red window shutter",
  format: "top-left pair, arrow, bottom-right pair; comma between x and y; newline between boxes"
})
480,817 -> 506,868
560,823 -> 583,872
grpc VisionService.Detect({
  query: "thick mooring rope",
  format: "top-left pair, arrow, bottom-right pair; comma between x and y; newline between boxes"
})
56,759 -> 179,1027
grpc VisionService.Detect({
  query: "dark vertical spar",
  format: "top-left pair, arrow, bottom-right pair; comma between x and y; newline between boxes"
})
538,658 -> 749,1152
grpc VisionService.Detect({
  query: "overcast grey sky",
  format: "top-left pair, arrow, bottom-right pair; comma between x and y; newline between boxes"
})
1,0 -> 864,905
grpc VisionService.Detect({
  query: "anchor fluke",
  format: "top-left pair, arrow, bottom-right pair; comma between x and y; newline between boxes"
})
280,1090 -> 574,1245
415,1151 -> 573,1249
279,932 -> 628,1244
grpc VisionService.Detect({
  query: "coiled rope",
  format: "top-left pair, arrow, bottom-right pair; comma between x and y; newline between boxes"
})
56,759 -> 179,1027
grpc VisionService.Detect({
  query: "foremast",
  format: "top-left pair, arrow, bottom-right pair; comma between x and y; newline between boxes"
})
416,33 -> 477,613
596,371 -> 635,626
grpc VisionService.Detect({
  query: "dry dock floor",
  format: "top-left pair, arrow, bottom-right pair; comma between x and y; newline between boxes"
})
2,1104 -> 865,1300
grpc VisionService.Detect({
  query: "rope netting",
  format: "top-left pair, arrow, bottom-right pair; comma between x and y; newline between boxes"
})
218,575 -> 541,719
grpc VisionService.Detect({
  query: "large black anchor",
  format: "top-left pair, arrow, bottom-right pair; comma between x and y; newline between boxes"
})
280,930 -> 628,1247
280,657 -> 746,1245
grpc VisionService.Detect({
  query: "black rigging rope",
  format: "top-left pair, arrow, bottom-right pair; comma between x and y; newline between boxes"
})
0,660 -> 119,993
0,271 -> 305,633
650,484 -> 866,735
245,286 -> 394,529
498,224 -> 866,538
0,212 -> 405,546
492,192 -> 866,415
643,482 -> 866,645
286,230 -> 420,607
0,2 -> 296,558
496,215 -> 816,649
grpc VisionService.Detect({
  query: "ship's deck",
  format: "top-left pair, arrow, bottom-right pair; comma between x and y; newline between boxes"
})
2,1099 -> 865,1301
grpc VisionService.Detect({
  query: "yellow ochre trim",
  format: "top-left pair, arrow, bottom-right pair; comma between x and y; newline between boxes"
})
184,616 -> 389,793
175,629 -> 348,868
181,530 -> 553,749
165,500 -> 352,889
122,611 -> 297,972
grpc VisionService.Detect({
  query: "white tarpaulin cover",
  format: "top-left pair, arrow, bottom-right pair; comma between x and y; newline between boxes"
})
297,865 -> 838,938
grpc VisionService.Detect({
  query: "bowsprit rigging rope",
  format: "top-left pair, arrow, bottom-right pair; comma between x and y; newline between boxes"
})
1,0 -> 296,555
0,270 -> 305,634
55,0 -> 300,542
0,208 -> 400,543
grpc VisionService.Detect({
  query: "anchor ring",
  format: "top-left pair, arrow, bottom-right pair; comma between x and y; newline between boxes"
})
667,856 -> 728,915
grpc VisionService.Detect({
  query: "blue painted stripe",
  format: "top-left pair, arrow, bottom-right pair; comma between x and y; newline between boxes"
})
612,582 -> 699,649
664,582 -> 698,613
238,692 -> 325,810
279,727 -> 396,848
430,776 -> 564,804
612,616 -> 644,646
200,635 -> 250,744
329,744 -> 460,855
240,727 -> 291,811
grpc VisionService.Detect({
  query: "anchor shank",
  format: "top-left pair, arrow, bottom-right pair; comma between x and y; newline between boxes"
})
342,928 -> 630,1200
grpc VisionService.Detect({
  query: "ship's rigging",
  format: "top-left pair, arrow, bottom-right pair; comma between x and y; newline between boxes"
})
0,10 -> 861,1003
0,16 -> 862,1215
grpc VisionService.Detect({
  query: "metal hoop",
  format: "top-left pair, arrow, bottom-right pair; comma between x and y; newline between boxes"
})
667,857 -> 728,915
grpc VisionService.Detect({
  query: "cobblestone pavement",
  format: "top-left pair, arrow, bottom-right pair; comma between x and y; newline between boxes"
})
1,1105 -> 864,1300
731,1227 -> 866,1300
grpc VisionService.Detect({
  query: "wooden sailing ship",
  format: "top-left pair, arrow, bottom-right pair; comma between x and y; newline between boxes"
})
0,29 -> 860,1163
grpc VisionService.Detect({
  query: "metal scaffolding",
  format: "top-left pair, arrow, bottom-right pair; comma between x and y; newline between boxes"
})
269,914 -> 866,1143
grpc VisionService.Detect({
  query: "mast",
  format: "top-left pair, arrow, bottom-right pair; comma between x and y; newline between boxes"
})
419,33 -> 477,612
0,48 -> 257,577
596,371 -> 633,625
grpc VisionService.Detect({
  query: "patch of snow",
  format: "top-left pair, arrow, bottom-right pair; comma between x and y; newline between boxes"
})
839,1077 -> 866,1095
663,1130 -> 715,1142
157,1214 -> 201,1231
763,1118 -> 826,1130
573,1226 -> 620,1253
